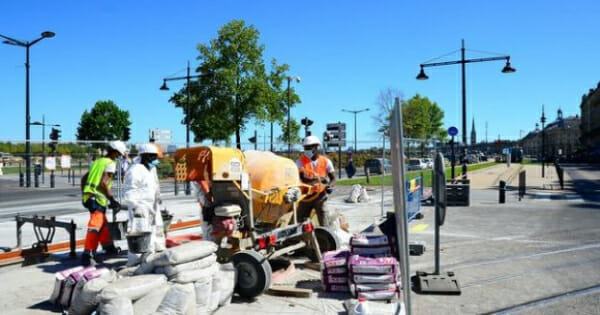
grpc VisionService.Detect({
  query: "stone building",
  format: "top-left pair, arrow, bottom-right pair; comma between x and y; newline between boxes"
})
580,81 -> 600,160
520,108 -> 580,161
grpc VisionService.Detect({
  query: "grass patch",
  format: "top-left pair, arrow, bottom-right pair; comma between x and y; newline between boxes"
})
337,161 -> 498,187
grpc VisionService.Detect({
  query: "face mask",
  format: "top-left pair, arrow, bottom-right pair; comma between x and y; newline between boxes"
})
304,150 -> 314,159
149,159 -> 160,169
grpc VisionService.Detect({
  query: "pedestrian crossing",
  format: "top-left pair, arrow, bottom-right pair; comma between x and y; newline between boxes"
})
527,192 -> 585,203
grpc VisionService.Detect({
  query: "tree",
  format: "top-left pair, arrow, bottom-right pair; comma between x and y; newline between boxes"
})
402,94 -> 446,141
277,118 -> 301,146
76,100 -> 131,146
373,88 -> 403,132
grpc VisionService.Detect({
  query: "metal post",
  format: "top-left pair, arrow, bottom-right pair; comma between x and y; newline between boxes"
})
185,61 -> 191,195
451,136 -> 456,180
19,162 -> 24,187
42,115 -> 45,184
381,132 -> 386,218
287,77 -> 291,156
338,142 -> 342,179
25,45 -> 32,188
69,219 -> 76,257
499,180 -> 506,204
270,121 -> 274,152
354,111 -> 357,151
16,216 -> 24,249
50,170 -> 55,188
461,39 -> 468,178
72,169 -> 76,187
34,171 -> 39,188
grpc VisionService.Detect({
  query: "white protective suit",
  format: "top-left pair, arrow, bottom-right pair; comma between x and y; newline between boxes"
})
123,161 -> 165,264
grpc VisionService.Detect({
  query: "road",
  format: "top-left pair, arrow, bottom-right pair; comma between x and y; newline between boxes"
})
564,163 -> 600,202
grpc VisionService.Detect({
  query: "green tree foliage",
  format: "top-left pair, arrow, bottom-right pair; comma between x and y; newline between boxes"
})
171,20 -> 300,148
278,118 -> 301,145
374,90 -> 446,141
76,100 -> 131,146
402,94 -> 446,140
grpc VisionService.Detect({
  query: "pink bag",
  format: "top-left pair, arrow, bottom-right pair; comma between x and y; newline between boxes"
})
352,273 -> 396,284
350,234 -> 389,247
322,275 -> 348,284
322,284 -> 350,293
60,266 -> 96,307
49,266 -> 84,304
322,249 -> 350,268
349,255 -> 399,275
350,246 -> 392,258
323,266 -> 347,275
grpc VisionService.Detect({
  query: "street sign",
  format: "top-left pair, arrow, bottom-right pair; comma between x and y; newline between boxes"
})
45,157 -> 56,170
60,155 -> 71,169
325,122 -> 346,147
448,126 -> 458,137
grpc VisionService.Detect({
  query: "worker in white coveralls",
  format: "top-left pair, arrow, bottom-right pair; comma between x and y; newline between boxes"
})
123,143 -> 166,264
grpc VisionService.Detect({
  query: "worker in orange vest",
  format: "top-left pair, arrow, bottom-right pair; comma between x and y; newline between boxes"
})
296,135 -> 336,226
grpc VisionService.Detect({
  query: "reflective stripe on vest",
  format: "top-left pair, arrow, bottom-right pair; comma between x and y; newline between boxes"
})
299,155 -> 329,179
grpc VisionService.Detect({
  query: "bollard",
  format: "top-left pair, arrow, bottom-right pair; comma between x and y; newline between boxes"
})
19,163 -> 24,187
499,180 -> 506,204
72,169 -> 76,187
34,173 -> 40,188
79,160 -> 82,175
67,168 -> 71,183
50,171 -> 55,188
174,178 -> 179,196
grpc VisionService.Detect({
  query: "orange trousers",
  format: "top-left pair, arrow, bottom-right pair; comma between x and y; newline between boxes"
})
84,211 -> 113,252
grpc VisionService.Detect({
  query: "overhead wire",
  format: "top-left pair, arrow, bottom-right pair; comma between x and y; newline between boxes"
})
421,49 -> 460,64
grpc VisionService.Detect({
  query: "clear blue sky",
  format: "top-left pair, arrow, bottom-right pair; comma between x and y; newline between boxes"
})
1,0 -> 598,148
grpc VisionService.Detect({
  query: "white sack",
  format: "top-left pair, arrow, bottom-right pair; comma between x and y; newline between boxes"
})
98,296 -> 134,315
156,283 -> 196,315
101,274 -> 167,302
132,284 -> 171,315
153,241 -> 217,266
162,254 -> 217,277
171,263 -> 218,284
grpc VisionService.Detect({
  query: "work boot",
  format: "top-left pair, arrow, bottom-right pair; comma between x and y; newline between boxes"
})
102,244 -> 122,256
81,251 -> 97,267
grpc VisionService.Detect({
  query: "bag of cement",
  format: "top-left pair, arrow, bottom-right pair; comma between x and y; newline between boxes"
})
156,283 -> 196,315
68,277 -> 111,315
350,282 -> 398,296
193,277 -> 212,311
214,263 -> 236,306
171,263 -> 218,283
49,266 -> 84,304
68,268 -> 113,314
153,241 -> 217,266
98,296 -> 134,315
118,266 -> 139,277
350,246 -> 392,258
208,275 -> 220,313
163,254 -> 217,277
350,234 -> 389,247
134,252 -> 160,275
359,186 -> 370,202
323,283 -> 350,293
132,284 -> 171,315
60,266 -> 96,307
345,184 -> 362,203
357,288 -> 398,300
101,274 -> 167,302
322,250 -> 350,268
352,273 -> 396,284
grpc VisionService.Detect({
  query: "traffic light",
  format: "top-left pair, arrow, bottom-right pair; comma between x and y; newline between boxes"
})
123,127 -> 131,141
301,117 -> 314,137
248,136 -> 257,144
49,128 -> 60,153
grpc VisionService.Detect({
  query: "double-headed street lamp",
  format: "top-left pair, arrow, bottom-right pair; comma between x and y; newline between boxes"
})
417,39 -> 515,177
1,31 -> 55,188
342,108 -> 370,151
160,61 -> 206,195
30,115 -> 60,184
286,76 -> 301,155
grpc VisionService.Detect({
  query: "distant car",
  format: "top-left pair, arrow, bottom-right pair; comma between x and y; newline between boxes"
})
423,158 -> 433,168
364,158 -> 392,175
466,154 -> 480,164
407,158 -> 426,171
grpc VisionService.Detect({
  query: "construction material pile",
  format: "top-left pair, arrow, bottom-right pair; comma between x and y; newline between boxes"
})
321,234 -> 400,301
48,241 -> 236,315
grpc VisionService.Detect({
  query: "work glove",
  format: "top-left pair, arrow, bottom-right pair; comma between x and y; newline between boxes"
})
109,198 -> 121,213
325,186 -> 334,194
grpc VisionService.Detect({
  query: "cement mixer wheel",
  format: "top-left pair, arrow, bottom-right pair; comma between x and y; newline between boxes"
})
232,250 -> 272,298
307,227 -> 340,262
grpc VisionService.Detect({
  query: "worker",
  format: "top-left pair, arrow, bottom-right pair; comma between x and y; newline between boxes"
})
296,135 -> 336,226
81,141 -> 127,266
123,143 -> 165,264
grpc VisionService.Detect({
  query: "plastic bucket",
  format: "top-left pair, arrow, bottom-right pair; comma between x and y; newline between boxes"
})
126,232 -> 152,253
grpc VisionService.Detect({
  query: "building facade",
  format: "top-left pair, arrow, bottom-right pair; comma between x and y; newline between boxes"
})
520,109 -> 580,161
580,81 -> 600,160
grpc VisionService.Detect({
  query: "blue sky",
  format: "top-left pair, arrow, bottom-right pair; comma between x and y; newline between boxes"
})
1,0 -> 598,148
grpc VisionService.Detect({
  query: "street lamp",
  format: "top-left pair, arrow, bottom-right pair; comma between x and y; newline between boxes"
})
342,108 -> 370,151
416,39 -> 515,178
160,61 -> 208,195
286,76 -> 301,156
541,105 -> 546,178
1,31 -> 55,188
30,115 -> 60,184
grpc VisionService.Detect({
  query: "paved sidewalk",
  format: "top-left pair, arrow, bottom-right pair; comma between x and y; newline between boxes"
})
467,163 -> 522,189
520,164 -> 570,191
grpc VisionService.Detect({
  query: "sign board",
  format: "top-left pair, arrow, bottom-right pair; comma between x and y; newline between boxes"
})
448,126 -> 458,137
149,128 -> 172,144
45,157 -> 56,170
325,122 -> 346,147
60,155 -> 72,169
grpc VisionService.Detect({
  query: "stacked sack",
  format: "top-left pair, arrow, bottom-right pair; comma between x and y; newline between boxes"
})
348,234 -> 400,301
321,250 -> 351,293
48,266 -> 118,315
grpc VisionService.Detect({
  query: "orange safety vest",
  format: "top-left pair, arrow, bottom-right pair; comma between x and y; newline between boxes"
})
299,155 -> 329,179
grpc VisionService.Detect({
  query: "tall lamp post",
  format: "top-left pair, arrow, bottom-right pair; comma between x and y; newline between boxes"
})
342,108 -> 370,151
30,115 -> 60,184
160,61 -> 206,195
1,31 -> 55,188
417,39 -> 515,177
286,76 -> 301,156
540,105 -> 546,178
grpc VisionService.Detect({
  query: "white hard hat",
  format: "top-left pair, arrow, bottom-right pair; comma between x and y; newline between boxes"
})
302,135 -> 321,146
108,140 -> 127,156
138,143 -> 159,155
